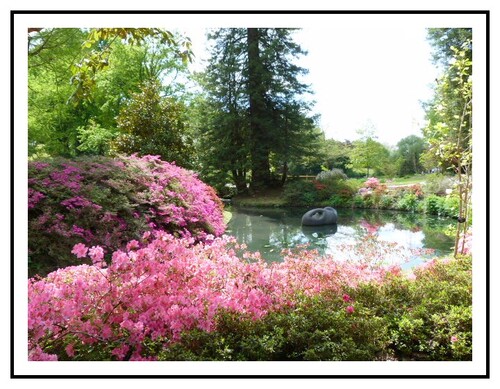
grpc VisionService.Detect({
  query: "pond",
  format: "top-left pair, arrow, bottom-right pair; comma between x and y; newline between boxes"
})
225,206 -> 455,270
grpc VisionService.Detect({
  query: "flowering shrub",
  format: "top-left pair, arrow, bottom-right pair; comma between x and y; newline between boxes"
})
28,232 -> 403,361
28,155 -> 225,276
28,230 -> 471,361
364,177 -> 381,189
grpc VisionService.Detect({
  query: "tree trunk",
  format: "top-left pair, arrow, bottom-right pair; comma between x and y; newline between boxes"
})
281,161 -> 288,187
232,169 -> 247,194
247,28 -> 271,192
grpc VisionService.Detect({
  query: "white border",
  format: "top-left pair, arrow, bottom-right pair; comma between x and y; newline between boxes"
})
10,8 -> 491,380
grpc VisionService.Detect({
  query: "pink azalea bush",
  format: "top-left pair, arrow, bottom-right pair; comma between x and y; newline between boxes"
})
28,155 -> 225,276
364,177 -> 381,189
28,231 -> 400,361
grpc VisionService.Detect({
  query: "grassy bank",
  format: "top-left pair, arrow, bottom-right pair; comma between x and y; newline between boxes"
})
231,188 -> 287,207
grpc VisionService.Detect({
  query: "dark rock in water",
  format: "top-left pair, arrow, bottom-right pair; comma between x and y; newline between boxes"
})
301,207 -> 338,226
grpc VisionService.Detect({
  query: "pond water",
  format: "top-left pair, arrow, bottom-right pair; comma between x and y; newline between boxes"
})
225,206 -> 455,270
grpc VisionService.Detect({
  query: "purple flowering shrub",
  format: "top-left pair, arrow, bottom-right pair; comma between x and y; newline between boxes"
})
28,154 -> 225,276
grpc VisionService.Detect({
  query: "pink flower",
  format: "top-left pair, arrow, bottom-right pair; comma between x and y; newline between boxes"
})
342,294 -> 351,302
346,305 -> 355,314
88,246 -> 105,265
71,243 -> 88,258
65,343 -> 75,357
451,336 -> 459,343
126,240 -> 140,251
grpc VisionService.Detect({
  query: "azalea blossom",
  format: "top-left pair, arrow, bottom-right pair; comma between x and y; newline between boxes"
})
71,243 -> 88,259
346,305 -> 355,314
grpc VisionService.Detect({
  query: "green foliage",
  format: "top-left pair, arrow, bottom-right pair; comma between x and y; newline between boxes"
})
160,294 -> 389,361
390,257 -> 472,360
348,137 -> 390,177
113,79 -> 194,167
28,29 -> 89,157
320,139 -> 354,174
397,193 -> 420,212
28,28 -> 193,159
426,34 -> 474,256
69,28 -> 193,103
282,179 -> 319,206
427,28 -> 472,67
201,28 -> 318,191
76,119 -> 117,155
395,135 -> 426,176
423,194 -> 458,217
422,31 -> 472,174
282,177 -> 359,207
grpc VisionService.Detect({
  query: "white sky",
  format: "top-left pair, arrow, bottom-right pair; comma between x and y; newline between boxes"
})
183,27 -> 441,147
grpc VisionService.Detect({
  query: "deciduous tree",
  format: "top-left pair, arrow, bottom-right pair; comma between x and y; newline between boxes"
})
422,29 -> 472,256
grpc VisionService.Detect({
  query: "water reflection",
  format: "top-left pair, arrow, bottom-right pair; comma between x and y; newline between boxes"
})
225,206 -> 455,269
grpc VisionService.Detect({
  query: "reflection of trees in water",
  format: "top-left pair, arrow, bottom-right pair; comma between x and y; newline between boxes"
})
226,206 -> 454,260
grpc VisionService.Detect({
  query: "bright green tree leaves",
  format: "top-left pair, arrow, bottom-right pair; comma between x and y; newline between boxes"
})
28,28 -> 192,158
69,28 -> 193,104
349,138 -> 390,178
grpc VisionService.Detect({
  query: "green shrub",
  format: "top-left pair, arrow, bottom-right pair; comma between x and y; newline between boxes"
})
379,194 -> 395,209
397,193 -> 420,212
424,194 -> 443,215
353,194 -> 367,208
389,257 -> 472,360
160,293 -> 389,361
352,256 -> 472,360
329,194 -> 352,208
443,194 -> 460,217
423,194 -> 460,218
283,179 -> 319,206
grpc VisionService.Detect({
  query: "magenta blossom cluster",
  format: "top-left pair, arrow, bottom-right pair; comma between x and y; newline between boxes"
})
28,155 -> 225,275
28,232 -> 401,361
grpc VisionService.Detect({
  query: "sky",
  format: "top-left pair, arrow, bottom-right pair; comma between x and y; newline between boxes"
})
183,27 -> 442,148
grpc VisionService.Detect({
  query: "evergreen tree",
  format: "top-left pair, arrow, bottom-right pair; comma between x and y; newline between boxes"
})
196,29 -> 251,193
200,28 -> 318,192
